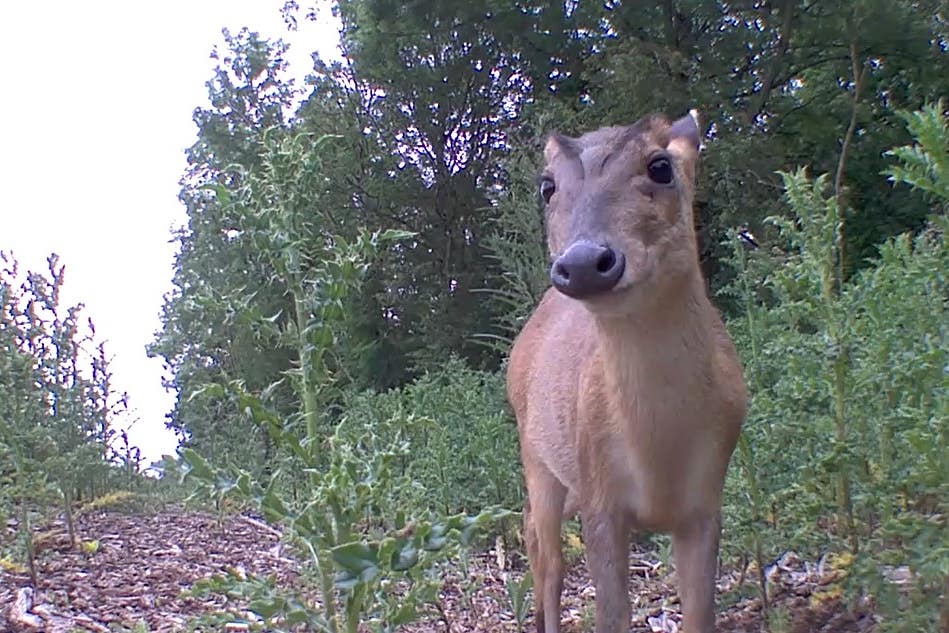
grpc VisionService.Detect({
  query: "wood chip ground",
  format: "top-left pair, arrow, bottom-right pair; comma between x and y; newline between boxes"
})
0,507 -> 877,632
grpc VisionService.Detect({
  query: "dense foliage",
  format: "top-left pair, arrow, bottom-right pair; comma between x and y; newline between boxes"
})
142,1 -> 948,629
722,147 -> 949,628
340,357 -> 521,513
152,2 -> 949,453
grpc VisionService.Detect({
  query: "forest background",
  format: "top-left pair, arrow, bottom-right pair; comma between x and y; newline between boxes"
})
2,1 -> 947,631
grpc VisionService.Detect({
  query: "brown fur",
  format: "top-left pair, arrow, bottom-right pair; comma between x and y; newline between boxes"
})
508,112 -> 746,633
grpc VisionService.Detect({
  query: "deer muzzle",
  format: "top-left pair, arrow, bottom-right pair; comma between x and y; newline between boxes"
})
550,240 -> 626,299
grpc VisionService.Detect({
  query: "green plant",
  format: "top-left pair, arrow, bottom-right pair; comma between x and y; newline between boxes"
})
340,358 -> 523,515
767,605 -> 792,633
0,252 -> 141,577
504,571 -> 533,631
884,99 -> 949,205
179,404 -> 511,632
720,102 -> 949,630
170,130 -> 515,629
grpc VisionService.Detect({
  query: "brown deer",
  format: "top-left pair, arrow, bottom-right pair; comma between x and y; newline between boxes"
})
507,110 -> 746,633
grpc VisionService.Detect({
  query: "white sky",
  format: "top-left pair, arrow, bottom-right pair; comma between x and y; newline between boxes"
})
0,1 -> 341,464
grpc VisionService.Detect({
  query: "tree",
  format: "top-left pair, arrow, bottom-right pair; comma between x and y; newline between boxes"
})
150,29 -> 299,464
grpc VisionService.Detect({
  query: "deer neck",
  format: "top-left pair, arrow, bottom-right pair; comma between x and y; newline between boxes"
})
594,269 -> 716,393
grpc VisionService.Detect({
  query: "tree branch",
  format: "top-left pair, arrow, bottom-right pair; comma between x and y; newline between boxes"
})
747,0 -> 795,124
834,40 -> 866,210
834,37 -> 867,288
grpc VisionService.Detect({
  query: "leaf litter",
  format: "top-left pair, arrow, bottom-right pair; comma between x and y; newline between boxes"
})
1,507 -> 877,632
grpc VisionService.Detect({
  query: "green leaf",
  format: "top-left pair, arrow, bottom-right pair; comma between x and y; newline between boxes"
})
180,448 -> 214,482
332,541 -> 380,575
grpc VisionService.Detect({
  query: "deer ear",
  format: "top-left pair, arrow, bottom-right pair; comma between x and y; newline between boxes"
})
544,135 -> 561,162
670,109 -> 701,150
544,133 -> 574,163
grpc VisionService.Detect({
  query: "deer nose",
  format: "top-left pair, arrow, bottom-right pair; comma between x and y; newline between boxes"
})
550,241 -> 626,298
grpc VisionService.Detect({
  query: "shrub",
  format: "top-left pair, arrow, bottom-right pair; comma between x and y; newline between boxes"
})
341,357 -> 522,515
721,102 -> 949,630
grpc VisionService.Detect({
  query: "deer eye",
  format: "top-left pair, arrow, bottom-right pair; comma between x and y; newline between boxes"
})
647,157 -> 673,184
539,177 -> 556,204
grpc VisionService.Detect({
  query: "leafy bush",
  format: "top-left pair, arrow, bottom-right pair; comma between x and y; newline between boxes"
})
721,103 -> 949,630
0,252 -> 142,579
179,397 -> 511,633
341,357 -> 522,514
170,130 -> 514,631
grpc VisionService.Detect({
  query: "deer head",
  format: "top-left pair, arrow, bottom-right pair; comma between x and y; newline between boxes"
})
540,111 -> 702,315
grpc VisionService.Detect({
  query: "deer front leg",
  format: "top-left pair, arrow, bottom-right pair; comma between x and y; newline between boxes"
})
582,509 -> 630,633
524,460 -> 567,633
672,513 -> 721,633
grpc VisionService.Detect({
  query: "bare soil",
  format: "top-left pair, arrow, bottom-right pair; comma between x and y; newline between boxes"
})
0,506 -> 876,632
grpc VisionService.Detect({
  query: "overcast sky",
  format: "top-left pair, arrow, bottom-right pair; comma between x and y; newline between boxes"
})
0,1 -> 341,464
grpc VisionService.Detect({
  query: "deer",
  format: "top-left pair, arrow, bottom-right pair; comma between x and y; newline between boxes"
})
507,110 -> 747,633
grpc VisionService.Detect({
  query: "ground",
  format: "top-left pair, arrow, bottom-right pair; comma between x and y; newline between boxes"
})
1,505 -> 877,632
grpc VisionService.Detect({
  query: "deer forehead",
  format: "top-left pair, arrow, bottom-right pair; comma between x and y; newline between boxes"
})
545,116 -> 671,163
